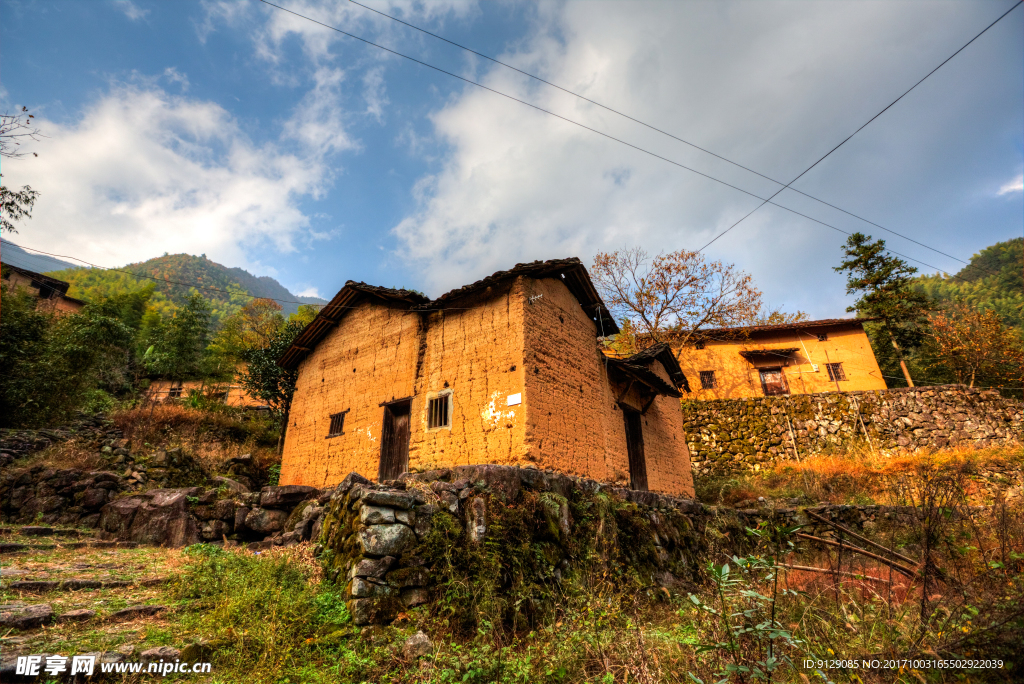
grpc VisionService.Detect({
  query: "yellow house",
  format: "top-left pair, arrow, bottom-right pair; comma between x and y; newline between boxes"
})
674,318 -> 887,400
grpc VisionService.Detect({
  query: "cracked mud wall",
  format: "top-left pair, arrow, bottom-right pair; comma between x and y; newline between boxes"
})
522,277 -> 694,497
281,285 -> 528,487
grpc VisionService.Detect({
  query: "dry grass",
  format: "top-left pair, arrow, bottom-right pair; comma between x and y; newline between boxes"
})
16,436 -> 110,472
699,444 -> 1024,507
113,403 -> 281,475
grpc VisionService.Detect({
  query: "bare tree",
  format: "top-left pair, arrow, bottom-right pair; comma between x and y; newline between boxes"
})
1,107 -> 42,159
591,247 -> 765,347
1,107 -> 43,234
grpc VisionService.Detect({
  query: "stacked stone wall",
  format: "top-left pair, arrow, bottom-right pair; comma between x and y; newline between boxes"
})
683,386 -> 1024,476
318,464 -> 708,625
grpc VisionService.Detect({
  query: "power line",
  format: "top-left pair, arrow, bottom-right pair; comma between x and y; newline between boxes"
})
343,0 -> 1016,279
257,0 -> 1015,296
696,0 -> 1022,253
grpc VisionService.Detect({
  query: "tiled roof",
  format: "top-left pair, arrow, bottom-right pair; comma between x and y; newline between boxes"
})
691,318 -> 871,339
278,258 -> 617,370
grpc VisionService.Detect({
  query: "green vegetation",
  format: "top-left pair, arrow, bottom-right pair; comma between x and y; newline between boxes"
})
47,252 -> 325,322
833,235 -> 1024,394
913,238 -> 1023,331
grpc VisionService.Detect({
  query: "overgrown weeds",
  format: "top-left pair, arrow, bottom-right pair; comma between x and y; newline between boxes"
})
699,444 -> 1023,507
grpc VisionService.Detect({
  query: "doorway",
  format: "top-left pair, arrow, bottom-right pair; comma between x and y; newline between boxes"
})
622,407 -> 648,491
759,367 -> 789,396
379,400 -> 411,481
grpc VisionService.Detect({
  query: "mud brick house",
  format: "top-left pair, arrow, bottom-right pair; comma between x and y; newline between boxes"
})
1,263 -> 85,314
675,318 -> 887,400
277,258 -> 695,497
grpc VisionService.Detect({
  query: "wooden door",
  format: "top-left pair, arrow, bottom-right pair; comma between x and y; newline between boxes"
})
622,407 -> 648,491
759,367 -> 788,396
379,401 -> 411,481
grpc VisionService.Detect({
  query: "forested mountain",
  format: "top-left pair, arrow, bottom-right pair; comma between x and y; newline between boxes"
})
45,253 -> 326,322
913,237 -> 1023,330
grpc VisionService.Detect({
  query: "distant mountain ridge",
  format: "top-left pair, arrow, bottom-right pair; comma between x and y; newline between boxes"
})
40,253 -> 326,321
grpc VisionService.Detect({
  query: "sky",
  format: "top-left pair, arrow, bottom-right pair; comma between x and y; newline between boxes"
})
1,0 -> 1021,316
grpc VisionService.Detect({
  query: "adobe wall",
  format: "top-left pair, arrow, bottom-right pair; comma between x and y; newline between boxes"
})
522,277 -> 694,497
676,325 -> 886,400
281,283 -> 528,487
684,386 -> 1024,476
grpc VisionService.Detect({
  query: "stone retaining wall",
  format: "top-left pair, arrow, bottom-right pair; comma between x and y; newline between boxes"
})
683,386 -> 1024,476
318,465 -> 709,625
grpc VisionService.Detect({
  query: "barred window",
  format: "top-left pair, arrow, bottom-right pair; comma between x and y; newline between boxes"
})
694,341 -> 706,350
826,363 -> 846,382
168,382 -> 183,399
817,333 -> 828,341
427,393 -> 451,429
327,410 -> 348,438
699,370 -> 717,389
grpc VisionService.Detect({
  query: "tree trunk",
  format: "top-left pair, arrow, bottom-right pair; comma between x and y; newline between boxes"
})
889,332 -> 914,387
277,403 -> 291,456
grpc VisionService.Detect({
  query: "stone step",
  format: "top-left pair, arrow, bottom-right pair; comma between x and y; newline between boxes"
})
1,602 -> 168,632
6,577 -> 167,592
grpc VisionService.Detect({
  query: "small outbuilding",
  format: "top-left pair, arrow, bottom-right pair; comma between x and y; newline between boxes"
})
277,258 -> 695,497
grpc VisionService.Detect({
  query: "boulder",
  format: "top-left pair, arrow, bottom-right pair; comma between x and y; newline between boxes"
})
79,488 -> 109,510
348,597 -> 402,626
99,497 -> 145,538
0,603 -> 53,629
359,524 -> 417,557
361,490 -> 415,510
467,497 -> 487,543
361,505 -> 396,525
201,520 -> 231,541
213,499 -> 237,521
140,646 -> 181,663
260,485 -> 318,508
245,507 -> 289,534
126,488 -> 202,547
352,556 -> 395,579
403,631 -> 433,659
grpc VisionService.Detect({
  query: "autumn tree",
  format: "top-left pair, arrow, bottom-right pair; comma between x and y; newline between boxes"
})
834,233 -> 930,387
926,303 -> 1024,389
591,247 -> 764,348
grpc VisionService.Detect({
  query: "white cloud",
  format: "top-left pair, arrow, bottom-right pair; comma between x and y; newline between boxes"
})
295,286 -> 322,298
112,0 -> 150,22
3,85 -> 331,272
389,1 -> 1020,306
998,173 -> 1023,195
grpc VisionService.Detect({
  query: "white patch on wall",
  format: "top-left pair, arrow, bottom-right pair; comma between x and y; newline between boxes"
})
506,393 -> 522,406
482,391 -> 517,429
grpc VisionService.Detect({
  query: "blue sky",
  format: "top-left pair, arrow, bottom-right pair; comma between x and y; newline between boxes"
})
2,0 -> 1021,315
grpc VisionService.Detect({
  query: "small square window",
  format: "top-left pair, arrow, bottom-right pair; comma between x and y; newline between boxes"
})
699,370 -> 717,389
428,394 -> 451,429
327,410 -> 348,438
168,382 -> 183,399
826,363 -> 846,382
817,333 -> 828,342
694,341 -> 706,350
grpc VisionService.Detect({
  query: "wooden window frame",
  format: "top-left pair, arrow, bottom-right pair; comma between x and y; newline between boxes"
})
826,362 -> 846,382
326,409 -> 349,438
426,390 -> 452,430
699,370 -> 717,389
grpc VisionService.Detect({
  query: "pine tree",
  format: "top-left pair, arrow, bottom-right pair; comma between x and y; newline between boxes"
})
834,233 -> 930,387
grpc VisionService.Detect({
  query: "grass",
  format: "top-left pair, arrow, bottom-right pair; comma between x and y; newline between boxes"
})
6,403 -> 282,481
696,444 -> 1024,507
4,442 -> 1022,683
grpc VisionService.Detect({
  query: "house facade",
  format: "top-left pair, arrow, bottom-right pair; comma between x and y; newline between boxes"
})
1,264 -> 85,315
277,259 -> 694,497
675,318 -> 887,400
